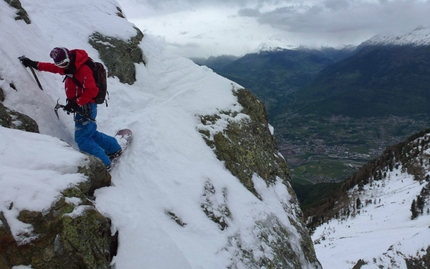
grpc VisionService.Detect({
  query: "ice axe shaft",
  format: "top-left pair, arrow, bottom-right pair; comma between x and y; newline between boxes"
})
18,55 -> 43,91
29,66 -> 43,91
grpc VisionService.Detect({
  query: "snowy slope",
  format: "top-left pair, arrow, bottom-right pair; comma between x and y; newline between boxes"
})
0,1 -> 315,268
312,161 -> 430,268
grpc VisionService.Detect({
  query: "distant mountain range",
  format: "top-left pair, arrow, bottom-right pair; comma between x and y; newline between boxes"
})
293,43 -> 430,118
192,47 -> 355,117
191,26 -> 430,185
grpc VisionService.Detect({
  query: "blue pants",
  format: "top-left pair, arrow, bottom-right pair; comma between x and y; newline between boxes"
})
74,103 -> 121,166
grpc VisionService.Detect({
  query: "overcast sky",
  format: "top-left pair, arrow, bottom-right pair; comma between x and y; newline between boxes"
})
117,0 -> 430,58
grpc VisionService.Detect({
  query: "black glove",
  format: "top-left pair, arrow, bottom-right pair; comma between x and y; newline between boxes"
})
63,99 -> 80,113
19,57 -> 38,69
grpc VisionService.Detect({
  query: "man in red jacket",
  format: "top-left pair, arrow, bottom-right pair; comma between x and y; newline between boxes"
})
20,47 -> 121,170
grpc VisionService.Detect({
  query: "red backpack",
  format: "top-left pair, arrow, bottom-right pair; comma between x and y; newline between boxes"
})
69,58 -> 109,106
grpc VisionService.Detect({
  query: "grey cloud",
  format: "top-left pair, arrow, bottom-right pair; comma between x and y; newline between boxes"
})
168,41 -> 201,48
323,0 -> 350,11
120,0 -> 430,54
238,8 -> 261,17
191,33 -> 207,39
256,0 -> 430,36
124,0 -> 287,13
120,0 -> 303,18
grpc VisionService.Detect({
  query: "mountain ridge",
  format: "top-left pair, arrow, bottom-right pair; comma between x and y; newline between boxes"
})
0,1 -> 321,268
362,26 -> 430,47
292,44 -> 430,118
311,128 -> 430,268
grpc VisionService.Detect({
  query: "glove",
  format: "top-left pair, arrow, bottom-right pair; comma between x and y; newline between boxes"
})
63,99 -> 80,113
19,57 -> 38,69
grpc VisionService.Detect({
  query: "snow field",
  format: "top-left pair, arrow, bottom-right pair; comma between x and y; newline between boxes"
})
312,167 -> 430,268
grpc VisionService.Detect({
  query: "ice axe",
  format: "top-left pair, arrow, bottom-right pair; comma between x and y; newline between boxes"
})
54,99 -> 95,122
54,99 -> 63,120
18,55 -> 44,91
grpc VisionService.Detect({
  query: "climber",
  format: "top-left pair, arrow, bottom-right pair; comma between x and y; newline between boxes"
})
19,47 -> 121,170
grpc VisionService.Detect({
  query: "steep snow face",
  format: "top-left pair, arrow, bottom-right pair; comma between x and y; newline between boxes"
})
312,166 -> 430,268
0,1 -> 316,268
363,26 -> 430,46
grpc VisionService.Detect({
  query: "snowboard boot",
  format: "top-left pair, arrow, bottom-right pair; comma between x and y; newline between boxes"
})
108,149 -> 123,161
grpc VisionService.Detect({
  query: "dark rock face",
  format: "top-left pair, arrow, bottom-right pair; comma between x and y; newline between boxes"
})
0,86 -> 39,133
0,85 -> 4,101
0,156 -> 116,269
198,88 -> 322,268
77,155 -> 112,197
200,88 -> 290,197
89,28 -> 145,85
405,246 -> 430,269
4,0 -> 31,24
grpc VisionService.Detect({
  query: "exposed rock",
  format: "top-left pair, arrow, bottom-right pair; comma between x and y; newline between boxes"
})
0,86 -> 4,102
405,246 -> 430,269
0,74 -> 35,133
165,210 -> 187,227
201,180 -> 231,231
0,156 -> 116,268
115,6 -> 125,18
198,88 -> 321,268
227,215 -> 315,269
0,80 -> 38,132
352,259 -> 367,269
199,88 -> 290,197
77,155 -> 111,197
4,0 -> 31,24
89,28 -> 145,85
0,92 -> 39,133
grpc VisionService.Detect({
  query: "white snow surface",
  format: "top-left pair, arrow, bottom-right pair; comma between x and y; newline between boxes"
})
0,1 -> 313,268
312,166 -> 430,268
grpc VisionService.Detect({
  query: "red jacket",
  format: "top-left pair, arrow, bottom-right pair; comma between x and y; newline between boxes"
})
37,49 -> 98,106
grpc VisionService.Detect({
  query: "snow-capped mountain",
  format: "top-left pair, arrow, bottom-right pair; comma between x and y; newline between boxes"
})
253,37 -> 299,53
312,131 -> 430,268
0,1 -> 320,268
362,26 -> 430,46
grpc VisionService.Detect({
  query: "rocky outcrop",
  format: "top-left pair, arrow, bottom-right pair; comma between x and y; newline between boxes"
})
0,156 -> 116,269
4,0 -> 31,24
199,88 -> 290,197
89,27 -> 146,85
198,88 -> 322,268
0,84 -> 4,102
0,85 -> 39,133
405,246 -> 430,269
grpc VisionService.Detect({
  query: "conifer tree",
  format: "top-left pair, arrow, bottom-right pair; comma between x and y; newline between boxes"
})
416,195 -> 425,214
411,199 -> 419,220
356,198 -> 362,210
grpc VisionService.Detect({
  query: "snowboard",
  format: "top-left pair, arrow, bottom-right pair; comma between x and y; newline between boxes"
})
110,128 -> 133,168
